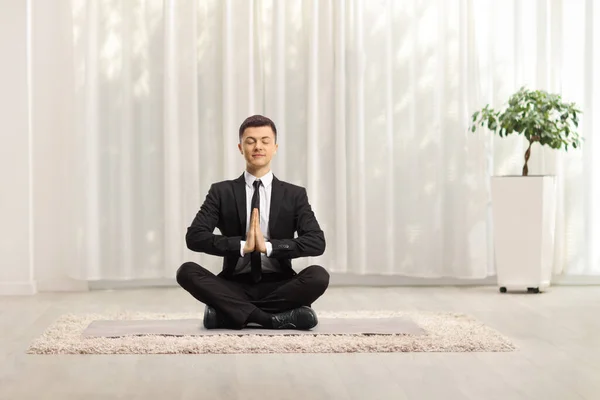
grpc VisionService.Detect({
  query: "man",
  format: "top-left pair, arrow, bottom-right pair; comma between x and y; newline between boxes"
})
176,115 -> 329,330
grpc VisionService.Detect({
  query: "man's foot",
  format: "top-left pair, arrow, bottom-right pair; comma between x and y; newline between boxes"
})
271,306 -> 318,330
203,305 -> 230,329
246,308 -> 273,328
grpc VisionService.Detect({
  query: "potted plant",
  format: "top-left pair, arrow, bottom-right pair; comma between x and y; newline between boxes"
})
471,87 -> 582,293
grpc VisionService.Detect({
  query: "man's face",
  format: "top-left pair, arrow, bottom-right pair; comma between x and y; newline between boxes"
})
238,126 -> 278,168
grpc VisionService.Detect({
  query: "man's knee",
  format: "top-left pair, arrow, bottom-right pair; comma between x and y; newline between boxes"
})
176,261 -> 200,287
304,265 -> 330,292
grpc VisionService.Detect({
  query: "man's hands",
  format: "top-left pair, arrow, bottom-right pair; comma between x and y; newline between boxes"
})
254,209 -> 267,254
243,208 -> 267,254
242,209 -> 256,254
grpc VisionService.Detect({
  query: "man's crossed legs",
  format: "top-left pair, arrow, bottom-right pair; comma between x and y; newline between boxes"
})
176,262 -> 329,330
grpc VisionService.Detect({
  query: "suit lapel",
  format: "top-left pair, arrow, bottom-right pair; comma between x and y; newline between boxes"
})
269,175 -> 284,235
233,173 -> 247,238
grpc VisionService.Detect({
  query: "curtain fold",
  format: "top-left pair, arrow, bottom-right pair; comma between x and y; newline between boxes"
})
62,0 -> 599,280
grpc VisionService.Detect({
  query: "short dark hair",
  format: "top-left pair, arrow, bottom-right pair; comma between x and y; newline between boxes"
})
238,115 -> 277,142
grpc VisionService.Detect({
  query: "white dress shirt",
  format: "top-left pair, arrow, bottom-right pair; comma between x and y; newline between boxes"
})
234,170 -> 280,274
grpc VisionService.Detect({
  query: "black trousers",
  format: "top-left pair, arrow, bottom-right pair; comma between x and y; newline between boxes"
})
176,262 -> 330,328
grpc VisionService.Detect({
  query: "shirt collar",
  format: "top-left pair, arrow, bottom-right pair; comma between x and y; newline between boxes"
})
244,170 -> 273,189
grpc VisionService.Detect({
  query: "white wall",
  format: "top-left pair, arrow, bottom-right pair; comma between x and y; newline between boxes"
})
0,0 -> 35,295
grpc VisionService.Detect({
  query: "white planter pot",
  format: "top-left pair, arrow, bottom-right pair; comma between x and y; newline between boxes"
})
491,176 -> 557,293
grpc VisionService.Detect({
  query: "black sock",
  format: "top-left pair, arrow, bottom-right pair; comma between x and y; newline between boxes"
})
247,308 -> 273,328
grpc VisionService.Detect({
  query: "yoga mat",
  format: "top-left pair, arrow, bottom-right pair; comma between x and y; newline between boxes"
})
81,317 -> 425,337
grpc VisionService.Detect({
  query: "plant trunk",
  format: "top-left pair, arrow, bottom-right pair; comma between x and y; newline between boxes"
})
522,141 -> 533,176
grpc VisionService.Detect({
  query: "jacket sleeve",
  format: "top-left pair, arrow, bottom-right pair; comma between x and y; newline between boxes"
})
268,187 -> 325,259
185,184 -> 242,257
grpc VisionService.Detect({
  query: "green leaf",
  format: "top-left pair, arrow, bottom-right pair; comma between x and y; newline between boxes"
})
469,88 -> 583,155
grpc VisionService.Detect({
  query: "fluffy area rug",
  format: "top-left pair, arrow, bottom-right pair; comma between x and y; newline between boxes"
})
27,311 -> 515,354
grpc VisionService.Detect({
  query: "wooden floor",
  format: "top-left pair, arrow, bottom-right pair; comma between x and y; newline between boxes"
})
1,286 -> 599,400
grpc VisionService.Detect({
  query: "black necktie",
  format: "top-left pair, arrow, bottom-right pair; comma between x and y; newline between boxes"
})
250,179 -> 262,282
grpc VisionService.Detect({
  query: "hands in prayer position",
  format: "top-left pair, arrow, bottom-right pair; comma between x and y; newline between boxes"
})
243,208 -> 267,254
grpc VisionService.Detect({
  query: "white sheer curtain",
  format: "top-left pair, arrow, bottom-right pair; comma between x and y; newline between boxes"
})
477,0 -> 600,276
64,0 -> 599,281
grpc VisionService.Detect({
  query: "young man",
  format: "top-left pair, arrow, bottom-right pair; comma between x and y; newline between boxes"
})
176,115 -> 329,330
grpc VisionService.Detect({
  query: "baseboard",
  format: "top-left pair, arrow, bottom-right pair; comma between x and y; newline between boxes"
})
87,273 -> 600,291
88,275 -> 498,290
329,273 -> 497,286
35,278 -> 89,292
552,275 -> 600,285
0,281 -> 37,295
89,278 -> 176,290
6,274 -> 599,294
331,274 -> 600,286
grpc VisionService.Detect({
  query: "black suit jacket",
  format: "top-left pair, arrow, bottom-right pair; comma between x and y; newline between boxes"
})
186,173 -> 326,279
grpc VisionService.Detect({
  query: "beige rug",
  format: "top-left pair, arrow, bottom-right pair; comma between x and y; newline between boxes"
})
27,311 -> 515,354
